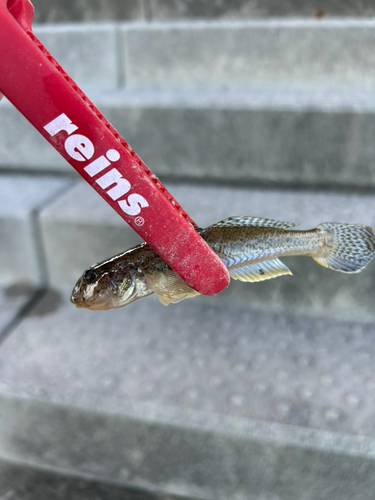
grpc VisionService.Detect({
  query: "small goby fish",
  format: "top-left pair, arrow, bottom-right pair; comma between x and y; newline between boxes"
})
71,216 -> 375,310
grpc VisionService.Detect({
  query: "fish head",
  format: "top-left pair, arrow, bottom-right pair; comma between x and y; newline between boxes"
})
71,262 -> 149,310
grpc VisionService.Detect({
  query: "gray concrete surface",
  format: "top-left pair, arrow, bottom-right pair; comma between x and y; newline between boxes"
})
5,86 -> 375,186
123,20 -> 375,88
26,21 -> 375,90
148,0 -> 375,20
30,20 -> 375,89
40,181 -> 375,319
103,87 -> 375,187
0,176 -> 70,286
1,295 -> 375,498
2,21 -> 375,187
34,25 -> 119,92
32,0 -> 146,24
0,100 -> 67,170
0,285 -> 35,339
2,291 -> 375,437
0,459 -> 189,500
30,0 -> 375,23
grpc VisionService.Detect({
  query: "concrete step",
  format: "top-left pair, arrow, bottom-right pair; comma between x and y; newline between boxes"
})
2,21 -> 375,186
39,180 -> 375,320
121,20 -> 375,89
30,20 -> 375,89
0,458 -> 190,500
1,292 -> 375,499
97,86 -> 375,187
3,85 -> 375,187
32,0 -> 146,24
34,24 -> 120,93
0,175 -> 71,286
31,0 -> 375,23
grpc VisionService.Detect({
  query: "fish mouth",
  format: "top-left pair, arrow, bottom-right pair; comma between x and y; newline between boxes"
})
70,293 -> 85,308
70,293 -> 110,310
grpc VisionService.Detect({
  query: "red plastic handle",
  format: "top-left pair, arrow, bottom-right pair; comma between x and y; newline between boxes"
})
0,0 -> 230,295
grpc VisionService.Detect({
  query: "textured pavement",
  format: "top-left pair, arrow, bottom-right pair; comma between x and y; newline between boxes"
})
1,292 -> 375,498
2,291 -> 375,437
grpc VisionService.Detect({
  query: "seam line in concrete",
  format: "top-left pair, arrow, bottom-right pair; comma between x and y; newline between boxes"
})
30,210 -> 49,286
116,25 -> 126,88
0,455 -> 198,499
4,170 -> 375,196
0,181 -> 75,347
121,29 -> 130,93
143,0 -> 153,22
0,288 -> 47,348
31,181 -> 75,286
34,23 -> 118,33
0,169 -> 79,179
156,175 -> 375,196
119,18 -> 375,31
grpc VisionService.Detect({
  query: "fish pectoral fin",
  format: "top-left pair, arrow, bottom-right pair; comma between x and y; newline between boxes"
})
157,294 -> 173,306
157,290 -> 200,306
147,270 -> 201,306
229,258 -> 292,282
210,216 -> 298,230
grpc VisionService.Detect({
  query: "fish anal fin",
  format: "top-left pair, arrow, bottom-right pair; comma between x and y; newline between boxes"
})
210,216 -> 298,230
229,258 -> 292,282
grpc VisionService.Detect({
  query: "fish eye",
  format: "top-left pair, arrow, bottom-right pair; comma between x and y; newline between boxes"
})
83,269 -> 98,284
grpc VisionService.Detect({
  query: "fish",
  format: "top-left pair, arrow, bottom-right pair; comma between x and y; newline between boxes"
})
71,216 -> 375,310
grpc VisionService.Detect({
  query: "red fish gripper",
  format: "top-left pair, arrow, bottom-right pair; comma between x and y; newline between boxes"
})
0,0 -> 230,296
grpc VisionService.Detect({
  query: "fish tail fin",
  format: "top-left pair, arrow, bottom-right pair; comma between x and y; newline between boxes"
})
313,223 -> 375,273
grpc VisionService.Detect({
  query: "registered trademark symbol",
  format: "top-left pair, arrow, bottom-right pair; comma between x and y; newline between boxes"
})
134,216 -> 145,226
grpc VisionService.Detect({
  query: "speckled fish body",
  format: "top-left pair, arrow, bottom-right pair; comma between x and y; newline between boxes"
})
71,216 -> 375,310
201,218 -> 319,270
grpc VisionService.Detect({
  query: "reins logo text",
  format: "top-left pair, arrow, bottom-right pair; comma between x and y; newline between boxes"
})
44,113 -> 149,216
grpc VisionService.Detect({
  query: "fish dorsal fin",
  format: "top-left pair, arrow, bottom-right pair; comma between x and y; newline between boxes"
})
229,258 -> 292,282
209,216 -> 298,230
